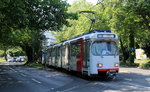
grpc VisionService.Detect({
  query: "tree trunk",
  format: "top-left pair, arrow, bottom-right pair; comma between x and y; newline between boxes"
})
23,46 -> 34,64
129,30 -> 135,64
120,38 -> 129,63
4,48 -> 7,61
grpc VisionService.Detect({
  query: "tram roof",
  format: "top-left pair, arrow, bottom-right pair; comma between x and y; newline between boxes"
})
63,29 -> 112,42
50,29 -> 113,47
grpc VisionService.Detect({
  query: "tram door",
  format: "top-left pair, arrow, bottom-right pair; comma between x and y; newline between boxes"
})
69,41 -> 80,71
76,39 -> 84,72
83,40 -> 90,74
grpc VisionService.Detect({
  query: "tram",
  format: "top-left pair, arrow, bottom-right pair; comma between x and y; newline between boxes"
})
42,29 -> 119,79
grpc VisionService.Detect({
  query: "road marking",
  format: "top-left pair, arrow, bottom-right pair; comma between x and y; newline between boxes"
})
21,73 -> 26,77
123,82 -> 147,88
145,78 -> 150,81
32,79 -> 41,84
145,78 -> 150,84
124,78 -> 132,81
51,88 -> 54,90
18,81 -> 22,83
8,66 -> 18,72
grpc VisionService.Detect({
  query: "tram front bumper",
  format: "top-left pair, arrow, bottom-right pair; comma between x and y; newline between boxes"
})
97,68 -> 119,77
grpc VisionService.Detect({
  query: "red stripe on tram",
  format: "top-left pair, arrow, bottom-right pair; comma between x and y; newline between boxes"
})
98,68 -> 119,71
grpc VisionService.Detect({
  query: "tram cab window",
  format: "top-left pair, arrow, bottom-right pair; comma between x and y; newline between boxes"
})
91,41 -> 118,56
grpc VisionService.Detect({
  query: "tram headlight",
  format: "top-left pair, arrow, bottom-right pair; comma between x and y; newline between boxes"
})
97,63 -> 103,68
115,63 -> 119,67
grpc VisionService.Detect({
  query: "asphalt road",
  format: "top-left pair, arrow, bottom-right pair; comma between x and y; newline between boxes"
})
0,62 -> 150,92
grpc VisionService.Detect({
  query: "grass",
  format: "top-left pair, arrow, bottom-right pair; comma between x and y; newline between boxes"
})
0,58 -> 6,63
27,62 -> 48,69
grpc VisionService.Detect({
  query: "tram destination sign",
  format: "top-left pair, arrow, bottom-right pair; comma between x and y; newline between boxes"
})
97,34 -> 115,38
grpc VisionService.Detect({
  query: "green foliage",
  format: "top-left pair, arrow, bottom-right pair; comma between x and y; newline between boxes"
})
0,0 -> 69,31
0,50 -> 4,57
0,58 -> 6,63
138,33 -> 150,57
7,47 -> 25,57
54,0 -> 94,42
125,0 -> 150,31
106,0 -> 150,63
0,0 -> 71,63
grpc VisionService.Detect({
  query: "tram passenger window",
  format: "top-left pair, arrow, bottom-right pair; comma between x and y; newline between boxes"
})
48,49 -> 51,57
71,43 -> 81,56
51,49 -> 53,57
57,47 -> 60,56
62,46 -> 66,56
51,48 -> 56,57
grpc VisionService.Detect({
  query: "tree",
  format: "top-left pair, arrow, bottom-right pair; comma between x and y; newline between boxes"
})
108,0 -> 150,63
123,0 -> 150,62
0,0 -> 70,63
54,0 -> 94,42
125,0 -> 150,32
0,43 -> 12,61
0,0 -> 69,31
8,28 -> 44,63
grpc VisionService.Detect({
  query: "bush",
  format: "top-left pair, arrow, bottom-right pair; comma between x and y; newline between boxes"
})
0,58 -> 6,62
120,61 -> 139,67
139,61 -> 150,69
0,50 -> 4,57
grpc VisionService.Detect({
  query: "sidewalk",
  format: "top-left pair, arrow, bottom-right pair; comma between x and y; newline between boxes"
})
119,67 -> 150,75
0,62 -> 25,65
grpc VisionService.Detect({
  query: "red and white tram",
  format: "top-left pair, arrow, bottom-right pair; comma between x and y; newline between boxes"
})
42,29 -> 119,79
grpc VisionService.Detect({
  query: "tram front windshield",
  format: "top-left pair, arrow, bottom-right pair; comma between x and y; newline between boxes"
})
91,41 -> 118,56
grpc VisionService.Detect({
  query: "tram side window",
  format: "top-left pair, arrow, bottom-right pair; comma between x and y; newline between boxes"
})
51,48 -> 55,57
71,42 -> 81,56
50,48 -> 53,57
62,46 -> 66,56
57,47 -> 60,57
48,49 -> 51,57
56,48 -> 58,57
